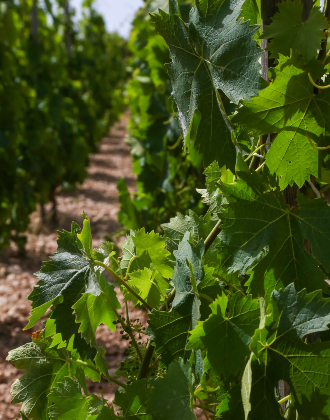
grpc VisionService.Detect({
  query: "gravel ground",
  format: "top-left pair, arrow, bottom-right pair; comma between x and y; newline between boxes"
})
0,115 -> 205,420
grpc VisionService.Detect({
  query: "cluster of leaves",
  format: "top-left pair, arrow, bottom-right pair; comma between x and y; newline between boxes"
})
117,0 -> 206,232
0,0 -> 127,249
8,0 -> 330,419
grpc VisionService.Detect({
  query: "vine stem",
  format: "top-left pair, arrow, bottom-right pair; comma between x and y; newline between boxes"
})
278,394 -> 291,405
103,292 -> 143,361
204,220 -> 222,253
308,73 -> 330,90
198,400 -> 211,420
244,143 -> 267,162
305,133 -> 330,150
94,260 -> 152,311
167,134 -> 182,150
67,358 -> 126,388
255,160 -> 266,172
199,293 -> 214,303
125,256 -> 137,280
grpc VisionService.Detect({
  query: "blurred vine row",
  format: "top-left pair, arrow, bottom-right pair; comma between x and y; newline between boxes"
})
0,0 -> 127,249
117,0 -> 205,232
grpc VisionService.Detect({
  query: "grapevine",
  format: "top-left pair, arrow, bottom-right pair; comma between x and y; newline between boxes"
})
0,0 -> 126,250
7,0 -> 330,419
117,0 -> 205,232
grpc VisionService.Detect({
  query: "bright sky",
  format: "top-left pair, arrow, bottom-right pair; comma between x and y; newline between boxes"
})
70,0 -> 144,38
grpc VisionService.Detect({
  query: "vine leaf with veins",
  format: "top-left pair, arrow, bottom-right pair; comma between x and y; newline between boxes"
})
151,0 -> 263,170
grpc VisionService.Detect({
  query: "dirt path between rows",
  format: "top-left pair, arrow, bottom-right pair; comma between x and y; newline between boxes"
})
0,115 -> 144,419
0,114 -> 205,420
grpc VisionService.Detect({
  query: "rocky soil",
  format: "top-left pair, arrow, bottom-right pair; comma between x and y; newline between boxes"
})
0,115 -> 205,420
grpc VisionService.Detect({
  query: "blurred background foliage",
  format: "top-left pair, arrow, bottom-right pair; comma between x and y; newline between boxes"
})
0,0 -> 205,249
0,0 -> 127,249
117,0 -> 206,232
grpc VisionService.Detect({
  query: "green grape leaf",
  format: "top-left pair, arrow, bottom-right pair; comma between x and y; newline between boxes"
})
147,359 -> 196,420
147,232 -> 205,363
151,0 -> 262,169
272,282 -> 330,340
219,180 -> 329,296
147,307 -> 192,365
202,161 -> 223,213
247,283 -> 330,420
120,229 -> 173,279
120,233 -> 137,275
197,265 -> 225,320
232,55 -> 330,189
77,218 -> 93,257
73,275 -> 120,347
132,228 -> 173,278
113,379 -> 153,419
48,377 -> 89,420
161,210 -> 208,253
92,241 -> 115,269
88,406 -> 118,420
187,293 -> 260,379
240,0 -> 260,26
7,341 -> 70,420
260,1 -> 329,62
43,299 -> 96,361
126,268 -> 169,309
216,383 -> 245,420
26,228 -> 101,330
172,232 -> 204,329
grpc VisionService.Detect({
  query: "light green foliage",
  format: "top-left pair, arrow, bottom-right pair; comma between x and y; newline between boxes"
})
188,293 -> 259,379
147,359 -> 196,420
120,229 -> 173,280
261,0 -> 329,62
78,218 -> 93,257
126,268 -> 169,309
233,55 -> 330,189
151,0 -> 262,169
73,275 -> 120,347
133,229 -> 173,279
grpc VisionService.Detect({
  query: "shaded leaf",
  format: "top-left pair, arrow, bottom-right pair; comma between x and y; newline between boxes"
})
151,0 -> 262,169
187,293 -> 260,379
114,379 -> 153,419
261,1 -> 329,62
147,359 -> 196,420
